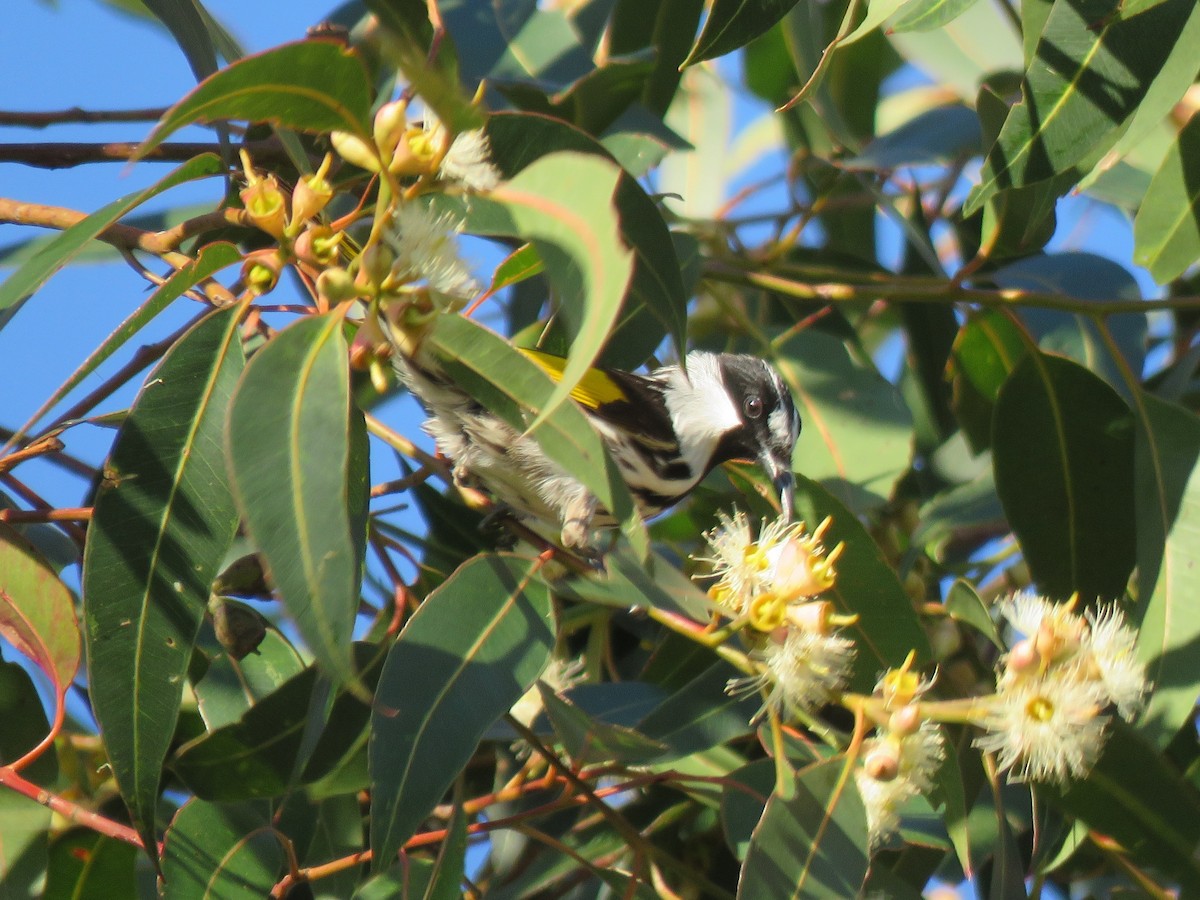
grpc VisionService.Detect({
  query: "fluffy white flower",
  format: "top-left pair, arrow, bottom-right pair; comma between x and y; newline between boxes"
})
439,128 -> 502,192
385,202 -> 478,299
975,671 -> 1109,783
855,720 -> 946,850
1085,603 -> 1147,720
731,627 -> 856,716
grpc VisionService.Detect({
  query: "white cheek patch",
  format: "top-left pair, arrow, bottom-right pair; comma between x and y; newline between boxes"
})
663,353 -> 741,468
769,406 -> 791,444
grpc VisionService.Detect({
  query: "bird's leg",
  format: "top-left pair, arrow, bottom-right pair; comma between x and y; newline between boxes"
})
559,490 -> 598,553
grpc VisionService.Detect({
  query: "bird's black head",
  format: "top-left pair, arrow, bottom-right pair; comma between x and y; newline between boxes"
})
711,354 -> 800,517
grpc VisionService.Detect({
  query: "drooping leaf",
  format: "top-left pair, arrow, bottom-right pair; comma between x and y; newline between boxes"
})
683,0 -> 802,66
193,621 -> 306,730
139,40 -> 373,157
0,662 -> 55,894
0,522 -> 81,715
966,0 -> 1196,212
363,0 -> 484,134
443,149 -> 637,425
226,311 -> 362,690
992,352 -> 1136,599
1134,112 -> 1200,284
1131,394 -> 1200,747
423,314 -> 647,558
161,800 -> 284,899
609,0 -> 706,115
843,105 -> 981,171
486,112 -> 687,368
83,304 -> 245,854
889,0 -> 982,31
0,155 -> 223,313
1041,722 -> 1200,893
370,553 -> 554,870
539,687 -> 669,766
737,759 -> 869,899
142,0 -> 220,82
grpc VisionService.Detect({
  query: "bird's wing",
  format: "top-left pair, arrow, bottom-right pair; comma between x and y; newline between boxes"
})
519,349 -> 679,450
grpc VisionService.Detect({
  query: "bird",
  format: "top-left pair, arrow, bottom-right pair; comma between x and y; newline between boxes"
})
392,339 -> 800,556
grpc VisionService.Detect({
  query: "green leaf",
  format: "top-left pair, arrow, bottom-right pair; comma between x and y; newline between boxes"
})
172,667 -> 318,800
83,305 -> 245,853
794,476 -> 933,689
161,801 -> 284,899
1041,721 -> 1200,892
722,758 -> 775,860
636,662 -> 759,760
486,112 -> 687,367
737,759 -> 869,899
423,314 -> 646,558
226,312 -> 362,689
775,330 -> 914,514
889,0 -> 981,31
0,663 -> 54,894
194,622 -> 307,730
364,0 -> 484,134
539,688 -> 669,765
992,352 -> 1136,599
1134,112 -> 1200,283
609,0 -> 705,115
949,309 -> 1026,452
1131,394 -> 1200,747
370,553 -> 554,870
426,800 -> 468,900
143,0 -> 220,82
0,154 -> 223,313
449,150 -> 637,424
43,831 -> 137,900
140,40 -> 373,157
555,547 -> 712,622
0,522 -> 81,710
965,0 -> 1197,213
944,579 -> 1003,649
683,0 -> 802,66
844,105 -> 981,171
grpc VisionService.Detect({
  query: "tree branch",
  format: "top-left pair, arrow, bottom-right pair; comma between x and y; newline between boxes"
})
0,139 -> 303,170
0,107 -> 168,127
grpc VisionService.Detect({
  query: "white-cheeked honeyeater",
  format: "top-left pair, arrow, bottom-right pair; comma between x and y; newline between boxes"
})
389,332 -> 800,555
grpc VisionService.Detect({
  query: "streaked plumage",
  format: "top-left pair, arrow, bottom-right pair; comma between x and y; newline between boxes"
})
395,344 -> 800,554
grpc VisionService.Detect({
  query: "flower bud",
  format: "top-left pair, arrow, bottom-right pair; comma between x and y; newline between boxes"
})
316,266 -> 361,304
294,225 -> 343,267
373,99 -> 409,160
331,130 -> 382,172
389,125 -> 441,177
356,243 -> 395,289
242,250 -> 282,295
290,153 -> 335,226
864,741 -> 901,781
888,704 -> 922,737
240,176 -> 288,239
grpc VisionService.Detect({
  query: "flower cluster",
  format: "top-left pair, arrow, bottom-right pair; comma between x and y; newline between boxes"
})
974,592 -> 1149,784
854,661 -> 946,849
696,511 -> 855,716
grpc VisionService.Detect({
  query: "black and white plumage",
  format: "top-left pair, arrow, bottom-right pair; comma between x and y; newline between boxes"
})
396,346 -> 800,553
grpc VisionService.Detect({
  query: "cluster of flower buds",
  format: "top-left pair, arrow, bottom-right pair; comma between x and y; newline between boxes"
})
697,511 -> 856,716
854,656 -> 946,849
330,99 -> 500,192
974,591 -> 1149,784
238,150 -> 338,294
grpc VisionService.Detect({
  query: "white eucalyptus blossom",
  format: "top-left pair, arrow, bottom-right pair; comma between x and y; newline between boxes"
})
976,670 -> 1109,783
855,720 -> 946,849
384,201 -> 478,300
439,127 -> 502,192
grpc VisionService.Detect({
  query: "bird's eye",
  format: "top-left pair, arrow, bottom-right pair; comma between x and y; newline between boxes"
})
744,396 -> 763,419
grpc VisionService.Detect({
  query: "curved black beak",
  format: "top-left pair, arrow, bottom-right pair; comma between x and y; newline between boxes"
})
776,471 -> 795,522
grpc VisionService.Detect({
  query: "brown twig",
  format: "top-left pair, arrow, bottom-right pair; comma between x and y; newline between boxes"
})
0,139 -> 304,170
0,196 -> 252,257
0,506 -> 92,524
0,766 -> 146,849
0,107 -> 169,128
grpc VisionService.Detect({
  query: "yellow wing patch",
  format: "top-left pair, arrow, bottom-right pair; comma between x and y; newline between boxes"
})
519,348 -> 627,409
